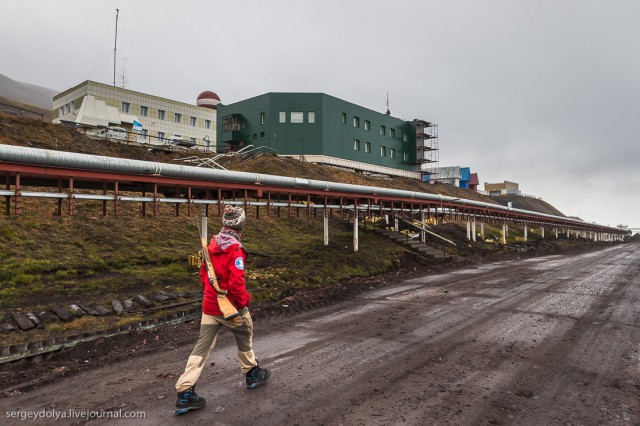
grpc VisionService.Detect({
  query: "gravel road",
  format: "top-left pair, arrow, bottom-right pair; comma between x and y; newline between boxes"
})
1,244 -> 638,425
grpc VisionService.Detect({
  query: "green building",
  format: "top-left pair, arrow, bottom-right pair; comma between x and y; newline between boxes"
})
216,93 -> 438,180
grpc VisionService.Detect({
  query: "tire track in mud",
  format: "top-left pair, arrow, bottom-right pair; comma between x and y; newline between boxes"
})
270,245 -> 640,425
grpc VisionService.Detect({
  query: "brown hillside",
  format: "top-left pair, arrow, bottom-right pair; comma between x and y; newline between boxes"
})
490,194 -> 565,217
0,96 -> 52,122
0,112 -> 502,206
0,112 -> 567,216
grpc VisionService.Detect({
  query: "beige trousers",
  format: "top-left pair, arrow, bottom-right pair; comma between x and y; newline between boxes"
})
175,308 -> 257,392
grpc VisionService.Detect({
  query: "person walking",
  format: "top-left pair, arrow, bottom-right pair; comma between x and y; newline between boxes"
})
175,205 -> 270,413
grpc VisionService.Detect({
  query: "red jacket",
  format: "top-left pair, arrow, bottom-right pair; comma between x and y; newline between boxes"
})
199,232 -> 252,316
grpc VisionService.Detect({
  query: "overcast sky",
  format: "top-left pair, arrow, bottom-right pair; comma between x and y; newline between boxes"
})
2,0 -> 638,228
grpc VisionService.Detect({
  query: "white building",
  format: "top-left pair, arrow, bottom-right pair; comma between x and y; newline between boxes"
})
52,80 -> 220,151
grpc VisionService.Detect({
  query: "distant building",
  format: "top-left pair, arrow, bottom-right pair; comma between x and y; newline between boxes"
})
485,181 -> 520,196
216,92 -> 438,179
468,172 -> 479,191
52,80 -> 218,150
431,166 -> 479,190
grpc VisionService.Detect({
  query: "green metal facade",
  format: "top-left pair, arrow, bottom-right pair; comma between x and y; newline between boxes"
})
217,93 -> 419,173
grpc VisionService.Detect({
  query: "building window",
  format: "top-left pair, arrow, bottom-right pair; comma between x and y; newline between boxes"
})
260,112 -> 266,125
402,133 -> 408,142
141,129 -> 148,140
341,113 -> 347,124
353,116 -> 360,128
158,110 -> 165,120
158,131 -> 165,141
279,112 -> 286,123
175,113 -> 182,123
390,148 -> 396,159
380,125 -> 386,135
364,142 -> 371,153
353,139 -> 360,151
390,128 -> 396,138
190,116 -> 197,126
205,119 -> 211,129
308,111 -> 315,123
190,137 -> 197,144
140,106 -> 148,117
70,100 -> 75,111
380,146 -> 386,156
291,112 -> 304,123
122,102 -> 130,113
223,116 -> 242,131
403,152 -> 409,162
260,131 -> 265,138
364,120 -> 370,131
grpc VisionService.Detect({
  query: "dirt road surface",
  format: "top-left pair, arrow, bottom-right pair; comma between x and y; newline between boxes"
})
1,244 -> 639,425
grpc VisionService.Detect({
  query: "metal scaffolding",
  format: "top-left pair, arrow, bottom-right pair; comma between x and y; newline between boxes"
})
415,119 -> 439,182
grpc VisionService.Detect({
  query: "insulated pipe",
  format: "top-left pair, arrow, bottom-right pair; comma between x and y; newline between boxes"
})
0,145 -> 625,233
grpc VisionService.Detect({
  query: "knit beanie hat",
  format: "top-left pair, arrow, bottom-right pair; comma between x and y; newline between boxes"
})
222,205 -> 245,231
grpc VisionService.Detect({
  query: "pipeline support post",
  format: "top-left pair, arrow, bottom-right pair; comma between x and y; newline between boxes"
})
353,202 -> 359,252
324,213 -> 329,246
3,175 -> 10,216
56,178 -> 63,217
14,173 -> 22,216
201,206 -> 207,242
67,177 -> 73,216
472,217 -> 477,242
502,221 -> 507,244
153,183 -> 159,217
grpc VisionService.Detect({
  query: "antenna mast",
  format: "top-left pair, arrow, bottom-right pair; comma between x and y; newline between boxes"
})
113,9 -> 119,87
385,91 -> 391,115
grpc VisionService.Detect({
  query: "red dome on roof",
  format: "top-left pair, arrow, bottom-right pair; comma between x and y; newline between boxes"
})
197,91 -> 221,110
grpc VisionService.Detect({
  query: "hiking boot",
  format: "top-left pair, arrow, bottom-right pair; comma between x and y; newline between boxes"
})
246,365 -> 271,389
176,385 -> 206,410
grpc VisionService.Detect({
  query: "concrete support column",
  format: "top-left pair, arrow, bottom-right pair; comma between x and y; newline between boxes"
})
353,208 -> 359,252
502,221 -> 507,244
555,228 -> 558,238
480,221 -> 485,241
324,215 -> 329,246
542,226 -> 545,238
201,206 -> 207,242
472,218 -> 477,242
466,220 -> 471,241
524,224 -> 528,242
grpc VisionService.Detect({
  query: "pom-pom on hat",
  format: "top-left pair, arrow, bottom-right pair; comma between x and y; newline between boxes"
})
222,205 -> 245,231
